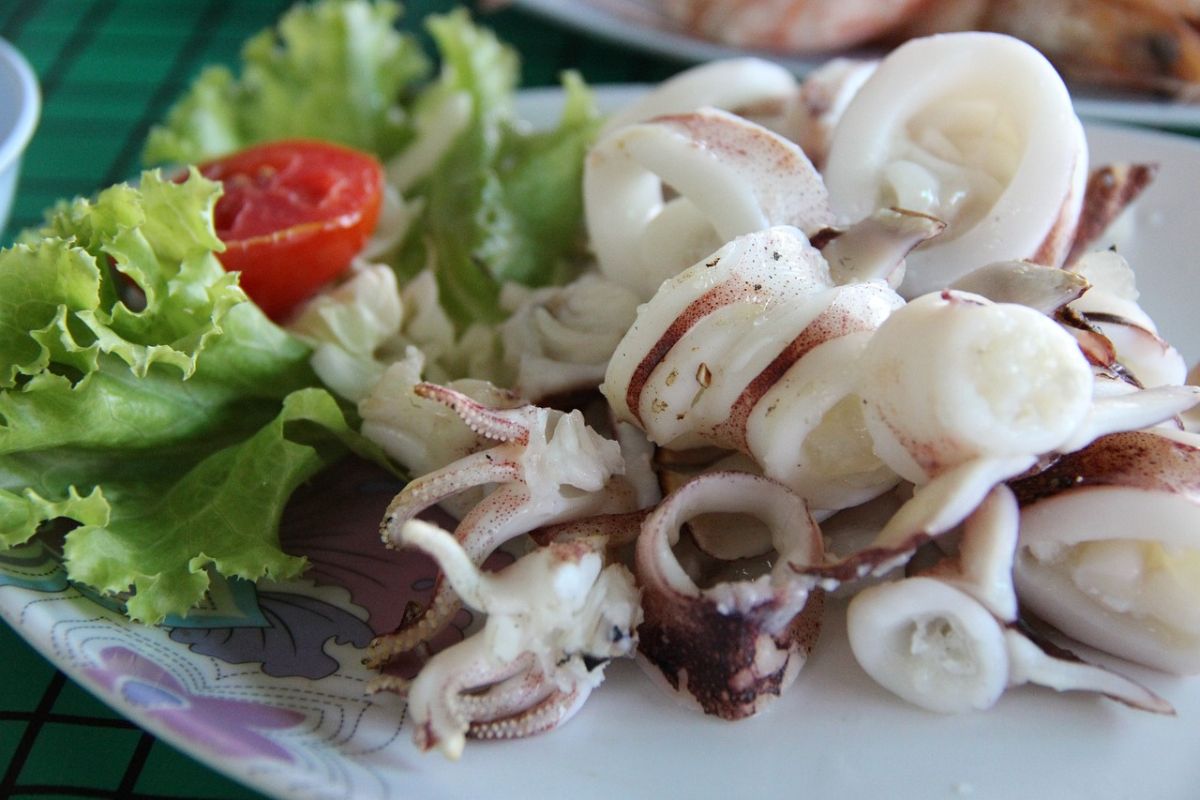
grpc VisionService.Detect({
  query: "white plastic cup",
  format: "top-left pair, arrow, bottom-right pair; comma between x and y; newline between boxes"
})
0,37 -> 40,237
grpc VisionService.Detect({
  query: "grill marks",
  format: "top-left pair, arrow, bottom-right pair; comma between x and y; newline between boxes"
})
1010,430 -> 1200,506
626,275 -> 759,427
1065,162 -> 1158,265
626,278 -> 875,450
713,294 -> 876,451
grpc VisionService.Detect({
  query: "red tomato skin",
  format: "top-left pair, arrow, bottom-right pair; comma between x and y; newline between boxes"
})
197,139 -> 384,321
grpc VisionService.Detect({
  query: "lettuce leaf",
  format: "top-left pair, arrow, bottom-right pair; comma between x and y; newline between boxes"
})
0,170 -> 367,622
2,389 -> 363,622
143,0 -> 429,164
71,390 -> 363,622
490,70 -> 601,287
398,11 -> 602,327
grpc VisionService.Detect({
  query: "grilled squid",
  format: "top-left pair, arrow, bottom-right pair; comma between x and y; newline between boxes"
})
790,57 -> 876,169
824,32 -> 1088,297
859,291 -> 1094,485
1066,249 -> 1187,389
379,521 -> 640,760
584,108 -> 833,298
1011,429 -> 1200,675
848,486 -> 1171,714
498,273 -> 642,402
635,472 -> 825,719
366,384 -> 635,665
358,348 -> 524,518
804,289 -> 1200,585
288,263 -> 403,403
1065,163 -> 1158,266
602,226 -> 922,512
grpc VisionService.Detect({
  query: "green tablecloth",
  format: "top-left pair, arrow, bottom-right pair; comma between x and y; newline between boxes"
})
0,2 -> 681,797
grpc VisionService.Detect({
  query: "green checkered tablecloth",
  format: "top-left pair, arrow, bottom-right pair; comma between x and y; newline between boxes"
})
0,2 -> 681,797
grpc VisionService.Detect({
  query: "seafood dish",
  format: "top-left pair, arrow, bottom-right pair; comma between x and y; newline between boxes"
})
3,1 -> 1199,770
361,27 -> 1200,755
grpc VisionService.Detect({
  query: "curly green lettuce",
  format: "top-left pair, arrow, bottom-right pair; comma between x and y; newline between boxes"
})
0,171 -> 372,622
142,0 -> 429,164
396,11 -> 602,326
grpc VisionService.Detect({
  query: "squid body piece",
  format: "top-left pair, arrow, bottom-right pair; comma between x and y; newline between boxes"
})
635,472 -> 826,719
584,108 -> 833,298
603,226 -> 912,512
600,57 -> 799,137
859,289 -> 1199,487
850,289 -> 1083,560
790,56 -> 877,169
603,225 -> 836,437
498,273 -> 642,402
1065,162 -> 1157,266
1011,429 -> 1200,675
396,520 -> 641,759
848,486 -> 1171,714
821,289 -> 1199,582
824,32 -> 1088,297
859,290 -> 1094,485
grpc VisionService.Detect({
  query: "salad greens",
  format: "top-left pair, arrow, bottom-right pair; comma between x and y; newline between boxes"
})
142,0 -> 430,164
398,14 -> 600,324
0,0 -> 602,622
145,2 -> 601,329
0,171 -> 367,621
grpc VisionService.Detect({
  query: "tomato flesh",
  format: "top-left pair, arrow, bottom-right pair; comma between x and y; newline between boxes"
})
198,139 -> 384,320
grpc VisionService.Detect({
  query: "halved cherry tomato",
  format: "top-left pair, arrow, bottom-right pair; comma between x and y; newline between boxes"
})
197,139 -> 384,320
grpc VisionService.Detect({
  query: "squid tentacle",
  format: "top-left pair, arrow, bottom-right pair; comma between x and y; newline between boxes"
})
371,382 -> 630,667
413,382 -> 534,444
380,447 -> 524,546
387,520 -> 641,759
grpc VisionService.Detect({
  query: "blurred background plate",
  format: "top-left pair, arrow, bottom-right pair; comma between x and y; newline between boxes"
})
514,0 -> 1200,131
512,0 -> 835,73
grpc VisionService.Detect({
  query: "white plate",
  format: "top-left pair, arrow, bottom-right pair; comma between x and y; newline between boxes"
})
2,87 -> 1199,800
515,0 -> 1200,130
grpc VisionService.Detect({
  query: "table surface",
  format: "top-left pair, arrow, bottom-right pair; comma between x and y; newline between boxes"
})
0,2 -> 683,798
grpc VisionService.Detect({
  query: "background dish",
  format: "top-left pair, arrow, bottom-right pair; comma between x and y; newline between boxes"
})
514,0 -> 1200,130
513,0 -> 853,74
2,86 -> 1199,800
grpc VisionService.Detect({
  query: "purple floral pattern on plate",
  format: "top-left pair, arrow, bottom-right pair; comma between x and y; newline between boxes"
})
164,459 -> 515,679
169,589 -> 375,680
278,459 -> 441,634
84,645 -> 306,762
